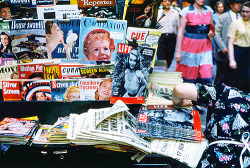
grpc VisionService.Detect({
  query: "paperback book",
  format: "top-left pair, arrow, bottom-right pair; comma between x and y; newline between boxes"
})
110,44 -> 155,104
79,64 -> 114,78
50,79 -> 79,101
78,17 -> 127,61
45,19 -> 80,59
79,78 -> 112,100
10,20 -> 47,60
136,106 -> 203,142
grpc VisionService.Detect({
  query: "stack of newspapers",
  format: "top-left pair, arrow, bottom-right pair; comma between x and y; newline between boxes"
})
0,117 -> 40,145
145,72 -> 183,105
67,100 -> 151,154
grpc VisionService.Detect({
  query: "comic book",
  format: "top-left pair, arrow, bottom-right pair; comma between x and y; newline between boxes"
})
17,63 -> 44,79
9,0 -> 38,19
59,63 -> 84,79
79,64 -> 114,78
126,27 -> 161,67
78,0 -> 116,19
136,106 -> 203,142
50,79 -> 79,101
78,17 -> 127,61
0,65 -> 18,89
124,0 -> 162,28
10,20 -> 47,60
45,19 -> 80,59
22,79 -> 52,101
79,78 -> 112,100
110,44 -> 155,104
43,63 -> 60,79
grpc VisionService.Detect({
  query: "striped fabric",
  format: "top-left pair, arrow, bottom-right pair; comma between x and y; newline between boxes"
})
175,4 -> 213,84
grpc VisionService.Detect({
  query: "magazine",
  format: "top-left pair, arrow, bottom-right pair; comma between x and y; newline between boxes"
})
136,106 -> 203,142
10,20 -> 47,60
36,5 -> 56,20
59,63 -> 84,79
45,19 -> 80,59
22,79 -> 52,101
79,64 -> 114,78
17,63 -> 44,79
50,79 -> 79,101
124,0 -> 162,28
110,44 -> 155,104
9,0 -> 38,19
2,79 -> 22,101
0,65 -> 18,89
43,63 -> 60,79
54,5 -> 80,19
78,0 -> 116,19
78,17 -> 127,61
0,21 -> 15,59
0,2 -> 11,20
79,78 -> 112,100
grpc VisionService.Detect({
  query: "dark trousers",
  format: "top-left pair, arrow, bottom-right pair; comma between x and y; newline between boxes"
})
214,59 -> 229,84
157,33 -> 177,68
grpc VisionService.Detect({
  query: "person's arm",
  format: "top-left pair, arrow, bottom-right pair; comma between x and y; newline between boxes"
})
228,37 -> 236,69
136,71 -> 147,97
172,83 -> 197,107
214,14 -> 227,53
208,17 -> 215,39
175,16 -> 187,62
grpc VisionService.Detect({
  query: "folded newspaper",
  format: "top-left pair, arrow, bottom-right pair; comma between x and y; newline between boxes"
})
67,100 -> 151,154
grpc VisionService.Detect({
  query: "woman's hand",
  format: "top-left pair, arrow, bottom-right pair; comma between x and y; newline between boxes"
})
175,51 -> 182,62
229,59 -> 237,69
208,30 -> 214,39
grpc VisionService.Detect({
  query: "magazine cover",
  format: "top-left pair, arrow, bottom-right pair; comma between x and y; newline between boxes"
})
10,20 -> 47,60
79,64 -> 114,78
9,0 -> 37,19
136,106 -> 203,142
22,80 -> 52,101
110,44 -> 155,104
59,63 -> 84,79
78,0 -> 116,19
78,17 -> 127,61
124,0 -> 162,28
0,21 -> 15,59
0,58 -> 14,66
45,19 -> 80,59
126,27 -> 161,67
0,64 -> 18,89
79,78 -> 112,100
43,63 -> 60,79
2,79 -> 22,101
17,63 -> 44,79
50,79 -> 79,101
54,5 -> 80,19
55,0 -> 77,5
0,1 -> 11,20
0,117 -> 38,137
36,5 -> 56,20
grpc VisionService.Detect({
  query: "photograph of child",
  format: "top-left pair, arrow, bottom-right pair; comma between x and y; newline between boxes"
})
83,29 -> 115,61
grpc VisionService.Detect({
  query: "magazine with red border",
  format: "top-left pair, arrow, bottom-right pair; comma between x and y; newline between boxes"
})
17,63 -> 44,79
110,43 -> 155,104
2,80 -> 22,101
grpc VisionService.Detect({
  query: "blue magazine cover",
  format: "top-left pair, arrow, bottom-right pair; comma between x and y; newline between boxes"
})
50,79 -> 79,101
9,0 -> 37,19
78,17 -> 127,61
45,19 -> 80,59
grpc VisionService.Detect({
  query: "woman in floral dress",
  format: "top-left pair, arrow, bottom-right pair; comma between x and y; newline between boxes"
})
175,0 -> 214,84
172,82 -> 250,168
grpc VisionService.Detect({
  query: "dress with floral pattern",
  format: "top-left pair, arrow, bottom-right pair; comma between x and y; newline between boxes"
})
195,83 -> 250,168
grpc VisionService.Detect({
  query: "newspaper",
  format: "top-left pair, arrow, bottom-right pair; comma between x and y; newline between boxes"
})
151,139 -> 208,168
67,100 -> 151,153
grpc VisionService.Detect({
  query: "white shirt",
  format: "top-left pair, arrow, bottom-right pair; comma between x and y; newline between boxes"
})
229,10 -> 241,21
157,8 -> 179,34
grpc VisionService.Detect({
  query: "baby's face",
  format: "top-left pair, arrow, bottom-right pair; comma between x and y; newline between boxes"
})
68,92 -> 80,101
87,39 -> 111,61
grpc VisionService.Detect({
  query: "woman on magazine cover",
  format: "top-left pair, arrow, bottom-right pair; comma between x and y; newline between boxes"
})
95,78 -> 112,100
64,86 -> 80,101
0,31 -> 14,58
83,29 -> 115,61
123,48 -> 147,97
45,21 -> 76,59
